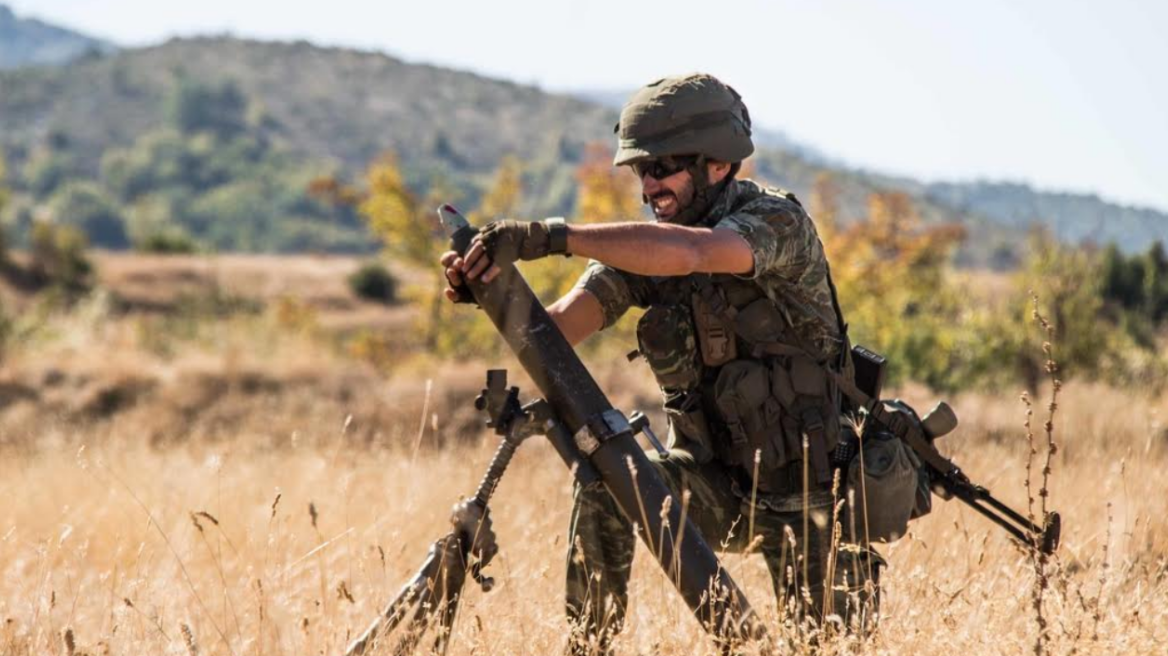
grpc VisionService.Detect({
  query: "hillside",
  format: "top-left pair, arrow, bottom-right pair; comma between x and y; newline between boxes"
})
923,181 -> 1168,253
1,34 -> 1162,261
0,36 -> 612,181
0,4 -> 114,69
0,37 -> 1015,259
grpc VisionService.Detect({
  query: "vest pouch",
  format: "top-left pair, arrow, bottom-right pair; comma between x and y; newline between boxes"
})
846,430 -> 921,543
692,291 -> 737,367
713,360 -> 788,475
636,305 -> 702,391
733,298 -> 788,345
769,355 -> 841,486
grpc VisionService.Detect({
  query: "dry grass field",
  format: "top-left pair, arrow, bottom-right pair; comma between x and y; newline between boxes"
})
1,255 -> 1166,655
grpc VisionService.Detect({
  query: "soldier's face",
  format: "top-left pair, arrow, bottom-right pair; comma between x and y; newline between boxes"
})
638,160 -> 733,221
640,168 -> 696,222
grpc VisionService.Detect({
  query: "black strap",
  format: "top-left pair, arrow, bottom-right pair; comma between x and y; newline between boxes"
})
545,218 -> 570,257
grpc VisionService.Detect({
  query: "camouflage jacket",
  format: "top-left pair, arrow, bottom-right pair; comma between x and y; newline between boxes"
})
575,178 -> 843,363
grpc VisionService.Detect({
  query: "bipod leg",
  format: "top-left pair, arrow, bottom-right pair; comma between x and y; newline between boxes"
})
344,533 -> 469,656
952,485 -> 1062,555
404,535 -> 468,656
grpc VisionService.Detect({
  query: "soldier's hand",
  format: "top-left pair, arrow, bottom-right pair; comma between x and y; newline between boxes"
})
463,220 -> 553,284
440,250 -> 475,304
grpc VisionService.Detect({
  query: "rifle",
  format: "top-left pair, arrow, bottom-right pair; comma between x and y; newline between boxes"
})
344,206 -> 763,655
834,349 -> 1061,555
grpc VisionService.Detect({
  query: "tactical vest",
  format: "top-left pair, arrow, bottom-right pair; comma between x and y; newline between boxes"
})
635,193 -> 850,495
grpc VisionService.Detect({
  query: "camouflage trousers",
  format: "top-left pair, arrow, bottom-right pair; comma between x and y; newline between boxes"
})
565,448 -> 880,651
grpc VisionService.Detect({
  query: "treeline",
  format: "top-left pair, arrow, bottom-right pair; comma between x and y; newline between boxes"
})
1,77 -> 372,254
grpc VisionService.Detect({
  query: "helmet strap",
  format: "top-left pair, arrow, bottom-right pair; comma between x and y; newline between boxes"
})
668,155 -> 728,226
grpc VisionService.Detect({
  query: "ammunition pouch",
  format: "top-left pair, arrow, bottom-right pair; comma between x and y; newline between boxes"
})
712,354 -> 840,493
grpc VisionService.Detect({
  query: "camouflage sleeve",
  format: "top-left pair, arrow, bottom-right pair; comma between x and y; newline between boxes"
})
573,260 -> 639,329
714,195 -> 822,280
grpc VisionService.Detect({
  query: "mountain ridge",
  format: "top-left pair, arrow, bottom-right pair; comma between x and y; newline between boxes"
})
0,3 -> 115,69
0,32 -> 1163,259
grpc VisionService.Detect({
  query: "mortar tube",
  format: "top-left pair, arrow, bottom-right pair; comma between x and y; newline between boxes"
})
444,218 -> 760,643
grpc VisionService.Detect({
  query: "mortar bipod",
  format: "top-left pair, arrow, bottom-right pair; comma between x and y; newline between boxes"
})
344,370 -> 547,656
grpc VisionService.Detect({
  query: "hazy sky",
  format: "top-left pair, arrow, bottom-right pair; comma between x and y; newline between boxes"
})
12,0 -> 1168,211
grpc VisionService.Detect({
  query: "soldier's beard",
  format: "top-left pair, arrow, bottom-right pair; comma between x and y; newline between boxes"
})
648,180 -> 695,222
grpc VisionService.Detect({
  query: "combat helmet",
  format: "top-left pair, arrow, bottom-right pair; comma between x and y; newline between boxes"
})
614,73 -> 753,224
613,73 -> 754,167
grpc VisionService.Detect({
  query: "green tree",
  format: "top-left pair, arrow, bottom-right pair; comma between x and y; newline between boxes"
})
1100,242 -> 1142,310
1142,241 -> 1167,323
48,182 -> 129,248
167,78 -> 249,138
23,151 -> 72,198
126,193 -> 197,253
1013,230 -> 1108,382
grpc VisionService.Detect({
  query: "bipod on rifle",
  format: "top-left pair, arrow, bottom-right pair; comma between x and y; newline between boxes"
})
873,399 -> 1062,556
345,370 -> 550,656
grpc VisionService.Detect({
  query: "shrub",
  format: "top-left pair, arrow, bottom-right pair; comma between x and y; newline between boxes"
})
348,261 -> 398,304
137,231 -> 198,254
28,219 -> 93,293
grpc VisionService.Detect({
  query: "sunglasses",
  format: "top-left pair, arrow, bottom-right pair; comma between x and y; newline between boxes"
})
631,155 -> 698,180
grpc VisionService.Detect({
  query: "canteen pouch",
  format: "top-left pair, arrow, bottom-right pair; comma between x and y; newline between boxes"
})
636,305 -> 702,391
846,429 -> 922,543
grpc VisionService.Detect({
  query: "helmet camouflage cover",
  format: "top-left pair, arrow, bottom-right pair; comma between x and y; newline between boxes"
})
613,73 -> 754,167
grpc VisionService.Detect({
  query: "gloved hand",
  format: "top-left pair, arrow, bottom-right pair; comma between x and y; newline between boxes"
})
476,219 -> 553,265
450,218 -> 567,288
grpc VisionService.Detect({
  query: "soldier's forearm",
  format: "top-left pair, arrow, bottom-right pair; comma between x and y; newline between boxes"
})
547,288 -> 604,347
565,223 -> 753,276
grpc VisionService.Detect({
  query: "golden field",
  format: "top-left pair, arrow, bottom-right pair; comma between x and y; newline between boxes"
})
1,254 -> 1166,655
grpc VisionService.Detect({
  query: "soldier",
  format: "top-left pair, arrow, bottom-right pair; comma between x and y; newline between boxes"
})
441,73 -> 879,651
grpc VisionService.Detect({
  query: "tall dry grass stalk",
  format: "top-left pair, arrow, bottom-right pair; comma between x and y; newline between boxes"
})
1025,296 -> 1062,656
2,303 -> 1167,655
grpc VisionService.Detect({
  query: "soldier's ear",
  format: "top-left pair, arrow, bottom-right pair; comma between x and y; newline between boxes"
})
707,160 -> 732,184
